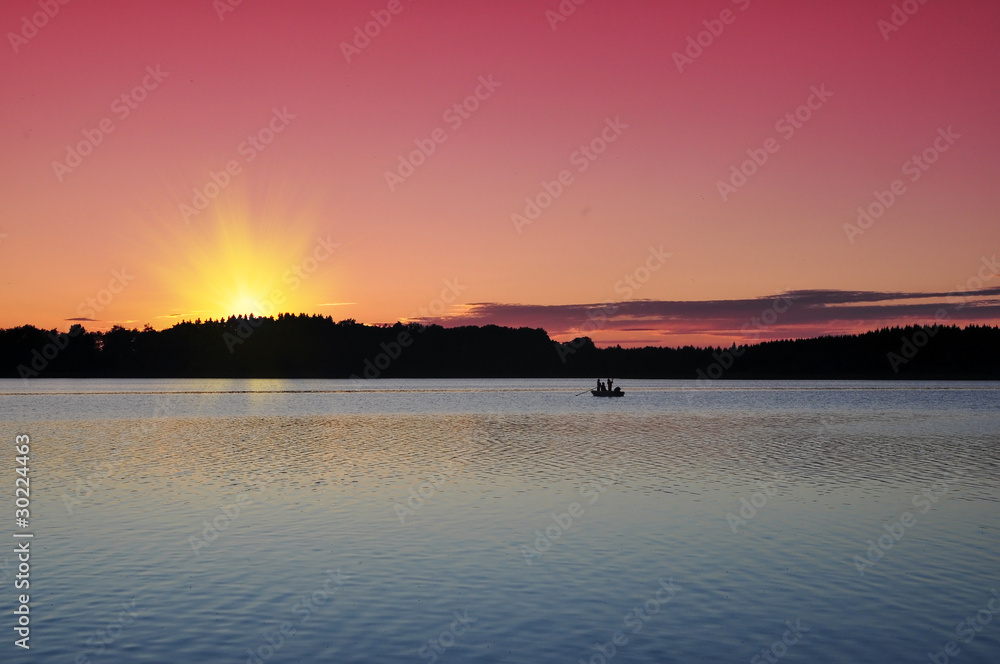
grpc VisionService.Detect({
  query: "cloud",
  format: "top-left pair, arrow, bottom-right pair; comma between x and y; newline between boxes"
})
155,310 -> 213,319
65,317 -> 97,321
421,286 -> 1000,343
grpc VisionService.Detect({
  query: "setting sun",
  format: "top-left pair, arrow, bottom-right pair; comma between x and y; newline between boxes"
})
141,193 -> 338,323
229,292 -> 269,317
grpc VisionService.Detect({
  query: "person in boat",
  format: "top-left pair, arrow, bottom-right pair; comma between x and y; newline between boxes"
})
597,380 -> 606,393
607,378 -> 614,392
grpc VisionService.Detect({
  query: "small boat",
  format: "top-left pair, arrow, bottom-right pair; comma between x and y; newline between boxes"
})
591,389 -> 624,397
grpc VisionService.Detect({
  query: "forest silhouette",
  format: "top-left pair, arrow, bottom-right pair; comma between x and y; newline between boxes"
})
2,315 -> 999,379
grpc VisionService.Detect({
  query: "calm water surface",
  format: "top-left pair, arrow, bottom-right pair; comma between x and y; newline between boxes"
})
1,379 -> 998,663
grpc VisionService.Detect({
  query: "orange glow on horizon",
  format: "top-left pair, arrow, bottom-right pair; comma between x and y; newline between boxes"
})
140,190 -> 341,324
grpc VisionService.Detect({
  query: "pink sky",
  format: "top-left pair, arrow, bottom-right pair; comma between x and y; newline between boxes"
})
1,0 -> 998,347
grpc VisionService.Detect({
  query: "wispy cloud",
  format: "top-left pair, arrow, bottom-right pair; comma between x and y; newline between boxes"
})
155,310 -> 213,320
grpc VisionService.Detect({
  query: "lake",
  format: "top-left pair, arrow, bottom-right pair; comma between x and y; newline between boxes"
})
2,379 -> 999,663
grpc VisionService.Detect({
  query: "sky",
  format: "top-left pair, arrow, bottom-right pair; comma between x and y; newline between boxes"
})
1,0 -> 999,347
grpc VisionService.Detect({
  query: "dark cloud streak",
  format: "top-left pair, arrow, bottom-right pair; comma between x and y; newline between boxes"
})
425,286 -> 1000,340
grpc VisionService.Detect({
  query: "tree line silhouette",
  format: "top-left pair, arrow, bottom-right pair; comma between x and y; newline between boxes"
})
2,314 -> 998,379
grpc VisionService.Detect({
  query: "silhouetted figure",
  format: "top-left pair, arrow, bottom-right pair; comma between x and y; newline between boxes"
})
598,381 -> 606,393
607,378 -> 614,392
596,379 -> 602,391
